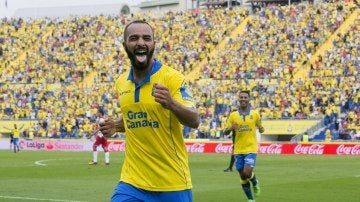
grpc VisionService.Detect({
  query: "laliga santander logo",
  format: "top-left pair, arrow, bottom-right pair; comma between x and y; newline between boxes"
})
108,142 -> 126,152
294,144 -> 324,155
186,143 -> 205,153
215,143 -> 233,154
18,140 -> 26,149
336,144 -> 360,155
258,144 -> 282,154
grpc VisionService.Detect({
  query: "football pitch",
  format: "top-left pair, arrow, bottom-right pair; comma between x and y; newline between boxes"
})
0,150 -> 359,202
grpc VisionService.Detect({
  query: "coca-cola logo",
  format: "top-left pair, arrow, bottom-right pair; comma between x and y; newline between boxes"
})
215,143 -> 233,154
186,143 -> 205,153
336,144 -> 360,155
108,142 -> 126,152
258,144 -> 283,154
294,144 -> 324,155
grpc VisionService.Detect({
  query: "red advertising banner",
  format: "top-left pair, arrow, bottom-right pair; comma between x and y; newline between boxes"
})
107,141 -> 126,152
258,143 -> 360,155
107,141 -> 360,155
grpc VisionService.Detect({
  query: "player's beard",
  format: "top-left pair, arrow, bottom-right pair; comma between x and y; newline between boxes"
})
125,45 -> 155,71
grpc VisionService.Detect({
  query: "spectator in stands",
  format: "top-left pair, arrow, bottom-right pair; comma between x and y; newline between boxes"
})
325,127 -> 332,142
189,129 -> 198,139
198,120 -> 207,138
349,129 -> 357,141
339,128 -> 351,140
335,118 -> 342,131
0,2 -> 358,141
99,20 -> 199,201
59,123 -> 67,138
355,130 -> 360,141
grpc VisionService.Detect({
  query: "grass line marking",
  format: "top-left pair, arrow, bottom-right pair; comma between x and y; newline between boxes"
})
34,158 -> 84,166
34,159 -> 55,166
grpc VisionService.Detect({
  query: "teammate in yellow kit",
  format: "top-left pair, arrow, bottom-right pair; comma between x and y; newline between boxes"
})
5,124 -> 24,153
223,90 -> 264,202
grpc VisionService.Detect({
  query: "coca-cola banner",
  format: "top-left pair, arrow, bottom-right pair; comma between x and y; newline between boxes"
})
108,141 -> 360,155
107,141 -> 126,152
258,143 -> 360,155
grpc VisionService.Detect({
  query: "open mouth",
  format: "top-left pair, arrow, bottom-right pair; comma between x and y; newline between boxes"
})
135,49 -> 147,63
240,101 -> 247,105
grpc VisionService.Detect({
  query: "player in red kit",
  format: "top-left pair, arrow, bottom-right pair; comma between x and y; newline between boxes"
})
89,109 -> 110,165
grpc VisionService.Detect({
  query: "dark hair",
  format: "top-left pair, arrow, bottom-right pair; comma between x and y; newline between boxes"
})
240,90 -> 250,96
98,108 -> 104,116
123,20 -> 154,41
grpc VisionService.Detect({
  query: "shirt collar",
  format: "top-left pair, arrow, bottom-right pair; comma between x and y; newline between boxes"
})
238,104 -> 251,116
127,59 -> 162,84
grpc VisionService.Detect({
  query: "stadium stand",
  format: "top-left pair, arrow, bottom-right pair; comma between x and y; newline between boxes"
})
0,1 -> 359,142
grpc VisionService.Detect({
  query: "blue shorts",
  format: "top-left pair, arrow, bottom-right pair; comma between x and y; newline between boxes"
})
235,153 -> 257,170
111,182 -> 193,202
13,138 -> 19,145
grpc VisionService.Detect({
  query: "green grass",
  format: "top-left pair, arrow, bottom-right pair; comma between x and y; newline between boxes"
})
0,150 -> 359,202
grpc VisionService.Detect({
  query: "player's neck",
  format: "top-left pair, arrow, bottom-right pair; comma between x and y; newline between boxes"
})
239,107 -> 248,114
132,69 -> 150,83
132,59 -> 154,83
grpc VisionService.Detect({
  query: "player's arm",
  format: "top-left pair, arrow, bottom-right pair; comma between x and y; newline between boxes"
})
99,116 -> 125,138
152,83 -> 199,128
256,114 -> 265,133
224,124 -> 239,135
169,102 -> 199,129
223,127 -> 232,136
224,130 -> 235,139
88,128 -> 98,139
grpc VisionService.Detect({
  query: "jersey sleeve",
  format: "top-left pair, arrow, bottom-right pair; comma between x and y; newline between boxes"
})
168,73 -> 195,108
255,111 -> 262,128
226,112 -> 235,129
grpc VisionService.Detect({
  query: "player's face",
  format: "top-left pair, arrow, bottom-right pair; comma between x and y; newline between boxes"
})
123,23 -> 155,71
239,92 -> 249,108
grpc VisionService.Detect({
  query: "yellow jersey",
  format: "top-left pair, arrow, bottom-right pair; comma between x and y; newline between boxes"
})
114,60 -> 195,191
227,109 -> 262,154
12,129 -> 21,138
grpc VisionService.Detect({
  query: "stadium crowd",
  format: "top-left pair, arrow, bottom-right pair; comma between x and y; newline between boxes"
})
0,1 -> 359,141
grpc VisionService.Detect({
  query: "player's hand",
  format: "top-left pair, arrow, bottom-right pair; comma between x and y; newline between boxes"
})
99,118 -> 117,138
231,123 -> 239,130
259,126 -> 265,133
152,83 -> 174,110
